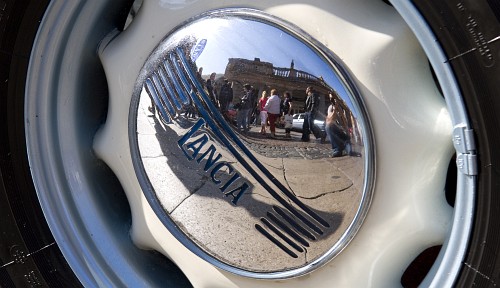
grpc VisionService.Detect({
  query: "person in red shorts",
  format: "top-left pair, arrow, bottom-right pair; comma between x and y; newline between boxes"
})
264,88 -> 281,138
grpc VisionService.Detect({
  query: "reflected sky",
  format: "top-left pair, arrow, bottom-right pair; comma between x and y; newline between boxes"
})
183,17 -> 354,108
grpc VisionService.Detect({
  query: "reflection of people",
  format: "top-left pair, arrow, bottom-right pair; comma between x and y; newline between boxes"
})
301,86 -> 325,142
258,91 -> 268,135
264,89 -> 281,138
325,91 -> 351,157
282,91 -> 293,138
237,84 -> 253,132
206,72 -> 217,104
218,79 -> 233,116
196,67 -> 204,87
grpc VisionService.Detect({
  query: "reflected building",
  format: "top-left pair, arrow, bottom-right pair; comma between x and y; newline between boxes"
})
224,58 -> 334,112
223,57 -> 359,141
224,57 -> 342,112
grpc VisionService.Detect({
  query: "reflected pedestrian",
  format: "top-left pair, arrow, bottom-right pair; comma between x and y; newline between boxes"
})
258,91 -> 268,135
206,72 -> 217,104
264,89 -> 281,138
325,91 -> 350,157
219,79 -> 233,117
237,84 -> 253,132
196,67 -> 204,87
282,91 -> 293,138
301,86 -> 325,142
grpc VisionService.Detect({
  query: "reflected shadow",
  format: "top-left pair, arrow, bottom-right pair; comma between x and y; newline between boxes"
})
148,114 -> 346,261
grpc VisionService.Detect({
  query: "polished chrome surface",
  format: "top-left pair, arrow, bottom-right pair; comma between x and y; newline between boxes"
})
129,9 -> 373,278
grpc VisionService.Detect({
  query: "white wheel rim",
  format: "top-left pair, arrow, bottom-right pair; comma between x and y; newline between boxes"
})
25,1 -> 474,287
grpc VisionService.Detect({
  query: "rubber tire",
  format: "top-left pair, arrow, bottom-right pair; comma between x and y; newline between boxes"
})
0,0 -> 499,287
0,1 -> 83,287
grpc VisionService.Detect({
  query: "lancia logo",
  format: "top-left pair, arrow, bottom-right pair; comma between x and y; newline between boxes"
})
130,9 -> 372,278
178,117 -> 249,205
190,38 -> 207,62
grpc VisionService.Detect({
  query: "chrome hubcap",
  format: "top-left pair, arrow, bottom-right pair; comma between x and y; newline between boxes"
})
130,9 -> 373,278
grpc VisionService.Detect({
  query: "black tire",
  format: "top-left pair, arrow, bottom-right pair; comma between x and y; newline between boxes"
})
0,1 -> 81,287
0,0 -> 499,287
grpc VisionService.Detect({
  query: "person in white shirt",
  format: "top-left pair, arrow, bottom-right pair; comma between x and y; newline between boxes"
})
263,89 -> 281,138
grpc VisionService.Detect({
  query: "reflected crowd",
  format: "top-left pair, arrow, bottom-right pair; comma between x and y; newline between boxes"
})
146,60 -> 363,159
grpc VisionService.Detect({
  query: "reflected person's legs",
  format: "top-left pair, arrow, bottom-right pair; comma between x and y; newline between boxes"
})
326,124 -> 342,157
260,111 -> 267,134
268,113 -> 277,137
236,110 -> 244,131
331,124 -> 351,156
301,113 -> 310,141
308,112 -> 319,138
245,109 -> 252,131
242,108 -> 251,131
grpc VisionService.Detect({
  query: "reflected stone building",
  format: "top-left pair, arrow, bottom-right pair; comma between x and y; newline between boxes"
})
224,57 -> 340,115
221,57 -> 362,144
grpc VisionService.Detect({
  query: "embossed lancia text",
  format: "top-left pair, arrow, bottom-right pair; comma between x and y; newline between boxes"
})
178,118 -> 249,205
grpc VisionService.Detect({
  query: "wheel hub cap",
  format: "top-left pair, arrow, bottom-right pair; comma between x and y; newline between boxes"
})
129,9 -> 374,278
